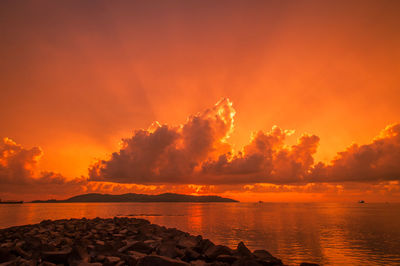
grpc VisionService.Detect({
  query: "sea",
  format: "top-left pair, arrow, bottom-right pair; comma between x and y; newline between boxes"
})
0,202 -> 399,265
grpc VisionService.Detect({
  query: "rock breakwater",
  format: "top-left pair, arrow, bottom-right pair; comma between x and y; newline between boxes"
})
0,217 -> 318,266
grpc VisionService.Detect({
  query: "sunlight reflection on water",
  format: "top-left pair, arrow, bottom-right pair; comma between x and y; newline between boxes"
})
0,202 -> 399,265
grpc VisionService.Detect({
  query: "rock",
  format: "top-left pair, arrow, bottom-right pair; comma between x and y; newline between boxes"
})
196,239 -> 215,253
182,248 -> 201,261
252,250 -> 283,265
232,258 -> 262,266
0,248 -> 14,263
157,242 -> 181,258
105,256 -> 121,264
41,248 -> 72,264
119,229 -> 128,234
205,245 -> 232,259
144,239 -> 160,249
236,242 -> 253,257
94,255 -> 106,262
69,245 -> 90,264
0,258 -> 20,266
208,262 -> 229,266
127,241 -> 153,254
216,254 -> 238,263
190,260 -> 207,266
128,250 -> 147,259
0,217 -> 287,266
0,242 -> 13,249
253,250 -> 273,260
40,261 -> 57,266
136,255 -> 190,266
178,236 -> 198,249
124,251 -> 147,265
15,246 -> 32,259
95,240 -> 105,246
118,241 -> 136,253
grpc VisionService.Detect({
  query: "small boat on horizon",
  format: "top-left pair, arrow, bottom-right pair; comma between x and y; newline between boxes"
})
258,200 -> 264,203
358,200 -> 365,203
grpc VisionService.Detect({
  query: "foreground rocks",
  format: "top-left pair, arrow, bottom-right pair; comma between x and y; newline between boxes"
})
0,217 -> 317,266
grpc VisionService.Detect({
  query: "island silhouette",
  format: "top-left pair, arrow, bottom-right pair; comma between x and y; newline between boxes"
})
31,193 -> 238,203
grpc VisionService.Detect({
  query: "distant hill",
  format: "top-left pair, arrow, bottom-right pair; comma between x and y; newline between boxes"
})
31,193 -> 238,203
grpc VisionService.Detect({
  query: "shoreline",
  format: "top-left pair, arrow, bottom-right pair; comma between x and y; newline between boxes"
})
0,217 -> 318,266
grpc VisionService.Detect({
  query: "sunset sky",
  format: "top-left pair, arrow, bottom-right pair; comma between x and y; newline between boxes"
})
1,0 -> 400,202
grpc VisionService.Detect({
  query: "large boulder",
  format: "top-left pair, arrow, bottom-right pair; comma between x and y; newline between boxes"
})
157,242 -> 183,258
205,245 -> 233,260
236,242 -> 253,257
127,241 -> 153,254
182,248 -> 201,261
177,236 -> 199,249
253,250 -> 274,260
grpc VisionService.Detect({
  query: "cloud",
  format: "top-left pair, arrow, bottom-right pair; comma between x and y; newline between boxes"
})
89,99 -> 400,186
89,98 -> 235,183
310,123 -> 400,183
201,127 -> 320,184
2,99 -> 400,201
89,98 -> 320,185
0,137 -> 42,183
0,137 -> 86,199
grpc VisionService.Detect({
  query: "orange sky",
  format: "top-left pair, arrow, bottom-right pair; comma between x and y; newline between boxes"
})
1,1 -> 400,201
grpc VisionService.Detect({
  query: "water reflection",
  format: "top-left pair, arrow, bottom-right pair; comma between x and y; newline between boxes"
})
0,202 -> 399,265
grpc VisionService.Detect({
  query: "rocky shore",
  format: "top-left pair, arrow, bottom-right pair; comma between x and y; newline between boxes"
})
0,217 -> 318,266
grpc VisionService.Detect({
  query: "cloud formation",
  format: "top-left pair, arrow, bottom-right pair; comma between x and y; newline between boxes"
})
201,127 -> 319,184
310,123 -> 400,183
2,99 -> 400,201
0,137 -> 86,199
89,98 -> 235,183
89,98 -> 400,185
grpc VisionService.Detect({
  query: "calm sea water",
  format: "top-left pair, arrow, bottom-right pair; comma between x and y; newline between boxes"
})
0,202 -> 399,265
